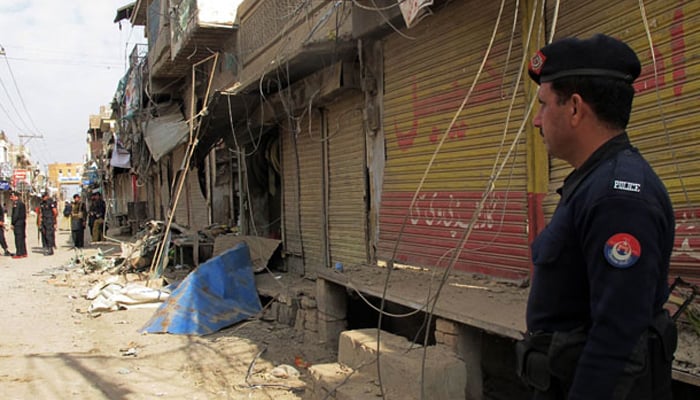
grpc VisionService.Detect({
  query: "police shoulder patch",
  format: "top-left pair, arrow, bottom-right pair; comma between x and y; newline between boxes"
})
604,233 -> 641,268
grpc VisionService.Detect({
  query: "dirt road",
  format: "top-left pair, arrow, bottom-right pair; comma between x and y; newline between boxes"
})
0,216 -> 333,399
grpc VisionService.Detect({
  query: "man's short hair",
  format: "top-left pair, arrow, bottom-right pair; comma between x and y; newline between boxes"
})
73,194 -> 81,199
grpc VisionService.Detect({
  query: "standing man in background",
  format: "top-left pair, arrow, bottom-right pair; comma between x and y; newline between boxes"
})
0,201 -> 12,256
70,193 -> 87,248
89,191 -> 106,243
38,191 -> 57,256
10,191 -> 27,259
517,34 -> 676,399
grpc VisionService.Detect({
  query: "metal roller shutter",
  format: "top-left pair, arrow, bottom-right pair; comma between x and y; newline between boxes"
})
378,0 -> 530,281
282,125 -> 302,255
188,167 -> 208,230
160,159 -> 170,221
543,0 -> 700,282
297,111 -> 325,271
171,145 -> 189,225
327,92 -> 369,267
281,114 -> 324,272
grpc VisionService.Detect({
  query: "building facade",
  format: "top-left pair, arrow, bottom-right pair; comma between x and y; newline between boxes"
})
105,0 -> 700,397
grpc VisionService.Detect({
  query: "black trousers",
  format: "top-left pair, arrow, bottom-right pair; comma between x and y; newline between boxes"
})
0,227 -> 8,250
526,321 -> 675,400
41,223 -> 55,249
13,224 -> 26,256
71,229 -> 84,248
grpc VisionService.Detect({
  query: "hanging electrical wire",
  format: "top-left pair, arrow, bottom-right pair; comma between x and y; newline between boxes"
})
638,0 -> 691,209
1,49 -> 44,137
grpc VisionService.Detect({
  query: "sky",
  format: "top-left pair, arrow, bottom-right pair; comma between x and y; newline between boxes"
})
0,1 -> 145,168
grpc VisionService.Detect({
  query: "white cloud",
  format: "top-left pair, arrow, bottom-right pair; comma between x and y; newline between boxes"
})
0,0 -> 145,166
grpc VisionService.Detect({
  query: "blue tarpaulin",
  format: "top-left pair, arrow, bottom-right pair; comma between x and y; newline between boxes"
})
141,242 -> 262,335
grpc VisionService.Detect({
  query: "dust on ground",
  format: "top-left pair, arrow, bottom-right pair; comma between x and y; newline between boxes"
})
0,226 -> 335,400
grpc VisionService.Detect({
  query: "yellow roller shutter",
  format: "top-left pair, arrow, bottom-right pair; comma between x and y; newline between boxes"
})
281,113 -> 324,272
378,0 -> 530,281
543,0 -> 700,282
327,92 -> 369,267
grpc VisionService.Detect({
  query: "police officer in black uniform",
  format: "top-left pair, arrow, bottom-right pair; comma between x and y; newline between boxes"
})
39,191 -> 57,255
517,34 -> 676,400
0,201 -> 11,256
10,191 -> 27,258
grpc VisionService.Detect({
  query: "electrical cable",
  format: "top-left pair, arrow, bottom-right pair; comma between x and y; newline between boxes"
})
638,0 -> 691,209
368,0 -> 416,40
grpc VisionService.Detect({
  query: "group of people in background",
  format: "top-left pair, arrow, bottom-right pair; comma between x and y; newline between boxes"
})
0,190 -> 106,258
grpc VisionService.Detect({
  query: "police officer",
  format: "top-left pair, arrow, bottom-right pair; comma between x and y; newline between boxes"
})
0,201 -> 11,256
39,191 -> 57,255
9,191 -> 27,258
89,191 -> 106,242
70,193 -> 87,248
517,34 -> 676,400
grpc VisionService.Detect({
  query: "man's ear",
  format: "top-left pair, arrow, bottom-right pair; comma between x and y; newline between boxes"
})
570,94 -> 584,127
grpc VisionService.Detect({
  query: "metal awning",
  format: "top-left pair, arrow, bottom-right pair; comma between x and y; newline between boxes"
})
143,107 -> 190,162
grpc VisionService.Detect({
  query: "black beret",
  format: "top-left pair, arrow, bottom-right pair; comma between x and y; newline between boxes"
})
528,34 -> 641,85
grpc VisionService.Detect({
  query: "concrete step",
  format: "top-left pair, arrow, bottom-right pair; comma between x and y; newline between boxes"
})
336,329 -> 466,400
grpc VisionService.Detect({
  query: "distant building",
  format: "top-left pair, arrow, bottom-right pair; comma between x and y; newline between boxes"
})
48,162 -> 83,201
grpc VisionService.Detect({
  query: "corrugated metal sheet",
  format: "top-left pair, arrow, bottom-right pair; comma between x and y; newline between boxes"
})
281,114 -> 325,272
378,0 -> 530,281
188,167 -> 208,230
113,173 -> 131,216
160,159 -> 171,221
327,92 -> 369,266
172,145 -> 189,226
297,112 -> 325,271
282,125 -> 302,255
543,0 -> 700,283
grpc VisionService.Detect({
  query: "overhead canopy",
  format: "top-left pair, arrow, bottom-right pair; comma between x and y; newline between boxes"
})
114,1 -> 147,25
114,2 -> 135,23
143,107 -> 190,162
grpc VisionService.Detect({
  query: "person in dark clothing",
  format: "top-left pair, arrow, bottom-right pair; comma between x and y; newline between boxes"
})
517,34 -> 676,400
70,193 -> 87,248
10,191 -> 27,258
0,202 -> 12,256
89,192 -> 106,242
38,191 -> 57,255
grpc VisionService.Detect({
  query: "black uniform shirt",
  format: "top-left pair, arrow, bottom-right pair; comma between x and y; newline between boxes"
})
526,133 -> 675,399
11,200 -> 26,226
40,198 -> 57,224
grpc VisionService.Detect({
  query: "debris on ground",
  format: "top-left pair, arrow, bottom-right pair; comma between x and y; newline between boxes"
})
86,278 -> 171,313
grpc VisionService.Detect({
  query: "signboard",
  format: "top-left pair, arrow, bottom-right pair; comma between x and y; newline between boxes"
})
12,168 -> 30,187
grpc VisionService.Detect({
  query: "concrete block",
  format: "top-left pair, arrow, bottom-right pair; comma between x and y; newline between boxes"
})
318,314 -> 347,348
305,309 -> 318,332
436,331 -> 460,352
308,362 -> 384,400
309,363 -> 349,399
277,303 -> 297,326
338,328 -> 405,370
337,329 -> 466,400
436,318 -> 459,335
294,309 -> 305,331
301,296 -> 317,309
458,325 -> 483,400
316,279 -> 347,320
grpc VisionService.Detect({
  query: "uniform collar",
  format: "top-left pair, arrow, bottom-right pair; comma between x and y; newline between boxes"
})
558,132 -> 632,201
